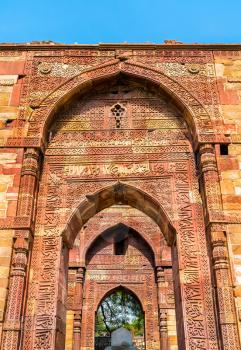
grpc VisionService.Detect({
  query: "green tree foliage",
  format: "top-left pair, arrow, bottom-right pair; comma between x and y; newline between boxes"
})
95,289 -> 144,336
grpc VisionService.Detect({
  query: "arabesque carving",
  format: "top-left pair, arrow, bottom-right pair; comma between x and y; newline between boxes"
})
1,46 -> 239,350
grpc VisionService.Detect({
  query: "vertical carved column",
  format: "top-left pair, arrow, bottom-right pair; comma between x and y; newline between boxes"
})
16,148 -> 40,220
1,237 -> 28,350
73,267 -> 85,350
159,311 -> 168,350
199,144 -> 240,349
1,148 -> 40,350
73,313 -> 82,350
156,266 -> 168,350
211,230 -> 239,350
199,143 -> 222,215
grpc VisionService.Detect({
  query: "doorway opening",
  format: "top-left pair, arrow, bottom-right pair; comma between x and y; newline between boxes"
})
95,287 -> 145,350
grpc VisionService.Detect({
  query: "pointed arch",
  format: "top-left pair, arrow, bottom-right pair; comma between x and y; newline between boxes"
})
84,222 -> 156,266
95,285 -> 144,313
62,182 -> 176,248
28,59 -> 214,146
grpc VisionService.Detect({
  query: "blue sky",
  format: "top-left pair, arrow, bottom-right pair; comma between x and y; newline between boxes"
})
1,0 -> 241,44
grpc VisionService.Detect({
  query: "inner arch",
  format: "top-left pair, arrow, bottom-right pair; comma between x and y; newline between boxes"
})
83,222 -> 157,265
62,182 -> 176,248
85,223 -> 155,267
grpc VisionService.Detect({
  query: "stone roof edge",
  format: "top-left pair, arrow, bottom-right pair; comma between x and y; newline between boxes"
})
0,43 -> 241,51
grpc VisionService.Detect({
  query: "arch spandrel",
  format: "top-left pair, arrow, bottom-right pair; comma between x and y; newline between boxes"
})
27,59 -> 214,146
62,182 -> 176,248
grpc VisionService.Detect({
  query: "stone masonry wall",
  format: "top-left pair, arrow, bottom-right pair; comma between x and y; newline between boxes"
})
0,53 -> 25,343
214,51 -> 241,338
0,44 -> 241,349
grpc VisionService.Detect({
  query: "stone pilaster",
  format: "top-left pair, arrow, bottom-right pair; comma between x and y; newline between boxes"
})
16,148 -> 40,220
199,144 -> 240,349
156,266 -> 168,350
1,236 -> 28,350
73,312 -> 82,350
1,148 -> 40,350
199,143 -> 223,216
211,230 -> 240,350
73,267 -> 85,350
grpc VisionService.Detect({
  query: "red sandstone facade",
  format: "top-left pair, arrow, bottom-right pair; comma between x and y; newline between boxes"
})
0,42 -> 241,350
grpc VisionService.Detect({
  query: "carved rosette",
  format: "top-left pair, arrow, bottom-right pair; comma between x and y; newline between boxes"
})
211,231 -> 240,350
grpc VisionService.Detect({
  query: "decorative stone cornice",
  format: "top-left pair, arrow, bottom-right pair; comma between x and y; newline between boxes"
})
1,42 -> 241,51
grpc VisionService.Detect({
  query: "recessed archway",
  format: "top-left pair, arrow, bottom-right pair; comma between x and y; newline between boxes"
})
79,219 -> 160,350
62,182 -> 176,248
27,59 -> 215,147
95,286 -> 145,350
22,61 -> 220,350
84,223 -> 157,266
